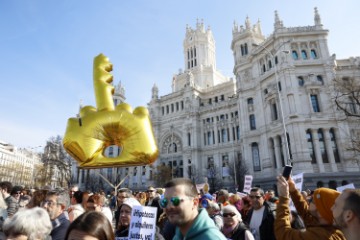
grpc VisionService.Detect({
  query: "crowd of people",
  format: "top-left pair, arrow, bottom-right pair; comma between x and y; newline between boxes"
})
0,176 -> 358,240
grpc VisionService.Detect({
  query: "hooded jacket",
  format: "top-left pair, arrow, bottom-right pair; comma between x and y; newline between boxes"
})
173,208 -> 226,240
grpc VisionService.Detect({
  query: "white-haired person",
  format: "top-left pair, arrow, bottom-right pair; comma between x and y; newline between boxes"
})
3,207 -> 52,240
221,205 -> 255,240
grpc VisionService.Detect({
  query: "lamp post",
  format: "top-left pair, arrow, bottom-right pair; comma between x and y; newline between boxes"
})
252,40 -> 292,165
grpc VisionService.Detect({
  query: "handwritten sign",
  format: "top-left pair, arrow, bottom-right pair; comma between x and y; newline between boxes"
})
127,206 -> 157,240
243,175 -> 253,193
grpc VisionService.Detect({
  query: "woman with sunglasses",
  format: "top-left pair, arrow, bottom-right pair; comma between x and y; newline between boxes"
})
221,205 -> 255,240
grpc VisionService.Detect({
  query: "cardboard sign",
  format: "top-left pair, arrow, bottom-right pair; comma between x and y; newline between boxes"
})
243,175 -> 253,193
126,205 -> 157,240
289,173 -> 304,211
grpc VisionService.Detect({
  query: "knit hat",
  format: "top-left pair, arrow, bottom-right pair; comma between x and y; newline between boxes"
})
122,198 -> 141,209
312,188 -> 340,224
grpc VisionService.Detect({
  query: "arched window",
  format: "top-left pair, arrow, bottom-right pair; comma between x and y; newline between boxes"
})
275,56 -> 278,65
268,60 -> 272,69
330,128 -> 340,163
306,130 -> 316,163
168,143 -> 177,153
262,64 -> 266,73
301,50 -> 308,59
318,129 -> 328,163
298,76 -> 304,86
310,49 -> 317,59
292,50 -> 299,60
252,143 -> 261,171
241,45 -> 244,56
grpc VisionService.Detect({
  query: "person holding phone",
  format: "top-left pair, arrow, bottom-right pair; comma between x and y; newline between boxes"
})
275,174 -> 346,240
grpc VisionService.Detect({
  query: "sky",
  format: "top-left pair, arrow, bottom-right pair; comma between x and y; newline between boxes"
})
1,1 -> 359,150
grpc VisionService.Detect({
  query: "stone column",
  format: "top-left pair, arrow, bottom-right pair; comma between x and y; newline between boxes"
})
311,129 -> 325,172
323,128 -> 338,172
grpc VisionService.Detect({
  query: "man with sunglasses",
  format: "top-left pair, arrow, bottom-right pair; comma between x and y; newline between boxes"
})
145,186 -> 163,224
162,178 -> 226,240
244,187 -> 276,240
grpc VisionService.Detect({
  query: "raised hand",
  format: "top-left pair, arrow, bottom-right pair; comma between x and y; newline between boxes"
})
63,54 -> 159,168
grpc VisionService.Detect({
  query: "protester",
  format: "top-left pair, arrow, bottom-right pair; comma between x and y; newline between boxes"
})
217,189 -> 230,210
229,193 -> 243,213
115,198 -> 141,237
162,178 -> 226,240
65,211 -> 114,240
205,199 -> 224,230
240,195 -> 252,220
275,175 -> 345,240
68,190 -> 85,222
27,189 -> 48,208
146,186 -> 163,223
3,207 -> 52,240
0,181 -> 19,217
114,188 -> 133,228
221,205 -> 254,240
86,193 -> 112,223
42,189 -> 70,240
0,190 -> 8,233
332,188 -> 360,240
244,187 -> 276,240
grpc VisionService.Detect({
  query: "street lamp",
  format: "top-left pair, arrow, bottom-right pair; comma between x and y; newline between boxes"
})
252,40 -> 292,165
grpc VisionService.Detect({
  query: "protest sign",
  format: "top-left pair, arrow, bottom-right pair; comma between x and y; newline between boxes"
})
337,183 -> 355,192
243,175 -> 253,193
117,205 -> 157,240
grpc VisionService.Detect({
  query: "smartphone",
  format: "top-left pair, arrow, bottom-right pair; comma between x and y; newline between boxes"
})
282,165 -> 292,180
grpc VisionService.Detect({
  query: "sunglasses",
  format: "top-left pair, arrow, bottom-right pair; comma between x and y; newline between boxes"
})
160,196 -> 190,208
249,195 -> 262,199
223,212 -> 237,218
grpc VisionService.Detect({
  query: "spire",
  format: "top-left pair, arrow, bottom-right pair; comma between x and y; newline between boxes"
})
245,16 -> 251,30
151,84 -> 159,100
255,19 -> 262,35
274,10 -> 283,30
314,7 -> 322,26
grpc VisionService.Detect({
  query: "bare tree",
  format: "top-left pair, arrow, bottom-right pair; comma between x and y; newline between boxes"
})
206,166 -> 223,193
228,154 -> 249,192
187,164 -> 202,184
333,77 -> 360,165
151,164 -> 172,187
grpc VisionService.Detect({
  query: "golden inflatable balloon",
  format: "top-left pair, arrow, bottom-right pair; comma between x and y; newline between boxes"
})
63,54 -> 159,168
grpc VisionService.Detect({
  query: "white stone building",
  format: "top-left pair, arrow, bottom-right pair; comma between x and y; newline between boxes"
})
0,140 -> 42,187
73,9 -> 360,192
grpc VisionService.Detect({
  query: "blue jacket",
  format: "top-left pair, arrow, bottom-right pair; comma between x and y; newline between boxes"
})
173,208 -> 227,240
50,212 -> 70,240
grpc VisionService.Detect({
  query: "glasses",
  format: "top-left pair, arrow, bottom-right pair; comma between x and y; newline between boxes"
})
223,212 -> 237,218
249,195 -> 262,200
160,196 -> 191,208
42,200 -> 59,207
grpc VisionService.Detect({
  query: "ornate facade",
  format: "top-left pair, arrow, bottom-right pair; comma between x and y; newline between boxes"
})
73,9 -> 360,192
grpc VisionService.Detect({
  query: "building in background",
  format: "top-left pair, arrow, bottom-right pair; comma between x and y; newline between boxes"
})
71,8 -> 360,192
0,140 -> 42,187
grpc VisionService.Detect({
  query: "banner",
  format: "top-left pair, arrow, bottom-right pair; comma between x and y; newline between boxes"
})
243,175 -> 253,193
